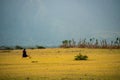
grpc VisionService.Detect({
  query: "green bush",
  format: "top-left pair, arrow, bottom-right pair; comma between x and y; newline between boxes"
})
36,45 -> 46,49
75,53 -> 88,60
15,45 -> 23,49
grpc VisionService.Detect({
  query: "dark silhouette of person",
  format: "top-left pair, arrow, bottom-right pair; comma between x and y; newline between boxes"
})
22,49 -> 28,57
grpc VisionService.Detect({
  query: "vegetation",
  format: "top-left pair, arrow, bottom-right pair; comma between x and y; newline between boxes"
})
15,45 -> 24,49
0,46 -> 13,50
36,45 -> 46,49
75,53 -> 88,60
0,45 -> 46,50
1,37 -> 120,50
60,37 -> 120,49
0,45 -> 24,50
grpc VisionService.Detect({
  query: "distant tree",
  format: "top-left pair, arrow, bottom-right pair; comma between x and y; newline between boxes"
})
78,39 -> 82,48
68,40 -> 72,47
0,46 -> 13,50
72,39 -> 76,47
111,41 -> 113,46
114,37 -> 120,48
95,39 -> 99,48
15,45 -> 23,49
5,46 -> 13,50
61,40 -> 69,48
60,37 -> 120,49
89,38 -> 95,48
89,38 -> 92,47
36,45 -> 45,49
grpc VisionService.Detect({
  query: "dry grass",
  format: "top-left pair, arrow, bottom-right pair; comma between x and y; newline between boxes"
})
0,48 -> 120,80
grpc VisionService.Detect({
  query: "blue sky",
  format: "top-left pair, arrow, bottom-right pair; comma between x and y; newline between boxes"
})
0,0 -> 120,46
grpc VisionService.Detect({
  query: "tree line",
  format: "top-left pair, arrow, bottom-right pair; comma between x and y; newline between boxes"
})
0,37 -> 120,50
0,45 -> 45,50
60,37 -> 120,49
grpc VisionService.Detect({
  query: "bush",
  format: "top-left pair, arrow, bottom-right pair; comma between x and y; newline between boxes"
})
15,45 -> 23,49
36,45 -> 46,49
0,46 -> 13,50
75,53 -> 88,60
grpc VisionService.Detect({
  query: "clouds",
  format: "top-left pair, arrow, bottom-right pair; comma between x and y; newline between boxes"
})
0,0 -> 120,46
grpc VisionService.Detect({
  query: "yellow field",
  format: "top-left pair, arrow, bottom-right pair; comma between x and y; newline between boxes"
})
0,48 -> 120,80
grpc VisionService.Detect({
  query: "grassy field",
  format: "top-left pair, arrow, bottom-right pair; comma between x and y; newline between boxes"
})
0,48 -> 120,80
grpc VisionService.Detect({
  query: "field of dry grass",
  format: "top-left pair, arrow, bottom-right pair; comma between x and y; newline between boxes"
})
0,48 -> 120,80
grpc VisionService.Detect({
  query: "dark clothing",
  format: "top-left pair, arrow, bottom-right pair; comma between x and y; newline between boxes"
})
22,49 -> 28,57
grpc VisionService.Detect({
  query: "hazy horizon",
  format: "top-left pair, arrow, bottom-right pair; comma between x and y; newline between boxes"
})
0,0 -> 120,46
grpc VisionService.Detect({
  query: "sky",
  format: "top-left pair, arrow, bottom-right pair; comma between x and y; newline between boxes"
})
0,0 -> 120,47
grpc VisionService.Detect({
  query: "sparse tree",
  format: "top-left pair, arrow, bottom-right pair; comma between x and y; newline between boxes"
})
72,39 -> 76,47
15,45 -> 23,49
61,40 -> 69,48
68,40 -> 72,47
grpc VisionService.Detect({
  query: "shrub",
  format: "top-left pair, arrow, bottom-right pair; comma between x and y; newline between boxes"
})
15,45 -> 23,49
36,45 -> 46,49
0,46 -> 13,50
75,53 -> 88,60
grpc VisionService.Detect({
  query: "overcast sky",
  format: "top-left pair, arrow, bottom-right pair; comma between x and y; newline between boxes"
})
0,0 -> 120,46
